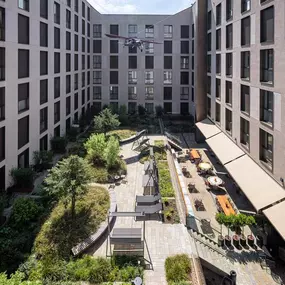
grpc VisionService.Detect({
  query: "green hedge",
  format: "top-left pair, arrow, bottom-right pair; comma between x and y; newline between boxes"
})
157,161 -> 175,197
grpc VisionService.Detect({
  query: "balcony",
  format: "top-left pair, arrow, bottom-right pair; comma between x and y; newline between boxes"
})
145,79 -> 154,84
128,94 -> 137,100
128,78 -> 137,84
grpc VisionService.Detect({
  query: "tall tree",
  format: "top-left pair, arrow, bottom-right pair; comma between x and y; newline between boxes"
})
94,108 -> 120,134
44,155 -> 92,221
104,136 -> 120,169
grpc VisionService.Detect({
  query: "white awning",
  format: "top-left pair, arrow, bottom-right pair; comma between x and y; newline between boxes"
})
195,118 -> 221,139
206,132 -> 245,164
225,155 -> 285,211
263,201 -> 285,240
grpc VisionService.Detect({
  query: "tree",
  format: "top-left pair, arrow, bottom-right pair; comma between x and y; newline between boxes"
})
104,136 -> 120,169
246,215 -> 256,235
84,133 -> 107,164
44,155 -> 92,221
215,213 -> 226,236
118,105 -> 128,126
138,105 -> 146,116
94,108 -> 120,134
224,214 -> 235,237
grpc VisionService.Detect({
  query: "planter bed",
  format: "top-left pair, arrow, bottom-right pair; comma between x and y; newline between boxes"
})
162,198 -> 180,224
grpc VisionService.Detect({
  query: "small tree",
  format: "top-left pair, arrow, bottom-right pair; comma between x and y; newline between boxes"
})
84,133 -> 107,164
138,105 -> 146,117
94,108 -> 120,134
246,215 -> 256,235
155,105 -> 164,117
224,214 -> 235,237
118,105 -> 128,126
44,155 -> 92,221
215,213 -> 226,236
104,136 -> 120,169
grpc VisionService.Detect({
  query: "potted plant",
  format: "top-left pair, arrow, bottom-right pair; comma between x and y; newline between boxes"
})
238,214 -> 248,247
224,215 -> 234,247
215,213 -> 225,247
246,215 -> 256,247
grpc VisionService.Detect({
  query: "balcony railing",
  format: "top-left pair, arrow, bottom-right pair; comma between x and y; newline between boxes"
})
128,78 -> 137,84
180,94 -> 189,100
145,94 -> 154,100
93,94 -> 101,100
110,94 -> 118,100
128,94 -> 137,100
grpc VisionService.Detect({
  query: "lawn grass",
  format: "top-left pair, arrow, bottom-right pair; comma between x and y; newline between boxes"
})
165,254 -> 192,284
139,140 -> 167,164
157,161 -> 175,197
107,129 -> 136,140
34,185 -> 110,260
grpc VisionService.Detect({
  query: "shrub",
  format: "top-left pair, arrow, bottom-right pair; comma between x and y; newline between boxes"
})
10,198 -> 44,228
50,137 -> 67,154
157,161 -> 175,197
138,105 -> 146,116
104,136 -> 120,169
165,254 -> 191,283
94,108 -> 120,134
155,105 -> 164,117
66,127 -> 79,142
118,105 -> 128,126
68,145 -> 86,158
33,151 -> 53,172
10,167 -> 36,189
84,133 -> 107,165
90,167 -> 109,183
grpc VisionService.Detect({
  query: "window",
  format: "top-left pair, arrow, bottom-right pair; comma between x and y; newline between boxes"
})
241,85 -> 250,115
110,86 -> 118,100
66,75 -> 71,94
181,41 -> 189,54
109,102 -> 118,114
87,6 -> 90,21
192,24 -> 195,38
66,53 -> 71,72
225,108 -> 232,134
74,54 -> 78,70
81,72 -> 85,87
82,19 -> 85,35
207,33 -> 211,51
192,40 -> 194,54
40,79 -> 48,105
18,116 -> 29,149
18,49 -> 29,78
164,41 -> 172,54
0,88 -> 4,121
240,118 -> 250,148
216,3 -> 221,26
164,87 -> 172,100
216,103 -> 221,124
40,51 -> 48,75
87,39 -> 90,53
164,102 -> 172,114
164,71 -> 172,84
110,40 -> 118,53
54,2 -> 60,24
128,24 -> 137,37
260,89 -> 273,125
54,101 -> 60,124
226,24 -> 233,49
74,34 -> 78,51
207,97 -> 211,117
181,25 -> 189,38
145,103 -> 154,113
260,49 -> 274,84
82,1 -> 85,17
81,90 -> 85,105
241,0 -> 251,13
87,87 -> 90,101
181,56 -> 189,69
74,93 -> 79,109
128,102 -> 137,114
18,83 -> 29,113
66,31 -> 71,50
54,27 -> 60,48
226,53 -> 232,76
226,81 -> 232,106
145,25 -> 154,38
87,23 -> 90,37
191,87 -> 194,102
207,55 -> 211,73
54,77 -> 60,98
128,86 -> 137,100
93,86 -> 101,99
93,40 -> 102,53
110,55 -> 118,69
260,129 -> 273,167
164,25 -> 173,38
145,42 -> 154,54
19,0 -> 29,11
40,135 -> 48,151
216,29 -> 221,50
261,6 -> 274,43
40,22 -> 48,47
145,56 -> 154,69
54,52 -> 60,74
66,9 -> 71,29
74,15 -> 78,32
40,0 -> 48,19
74,73 -> 78,90
0,48 -> 4,81
66,0 -> 71,7
93,24 -> 102,38
93,71 -> 101,84
0,8 -> 5,42
128,71 -> 137,84
216,79 -> 221,99
145,87 -> 154,100
241,51 -> 250,80
110,71 -> 118,84
129,56 -> 137,69
40,107 -> 48,133
74,0 -> 78,12
241,17 -> 250,46
226,0 -> 233,21
18,14 -> 29,45
145,71 -> 154,84
110,24 -> 119,35
82,54 -> 85,70
207,76 -> 211,95
93,55 -> 101,69
164,56 -> 172,69
181,87 -> 189,100
216,54 -> 221,75
207,11 -> 212,30
18,148 -> 29,168
181,103 -> 189,115
129,46 -> 137,54
87,71 -> 90,85
181,72 -> 189,85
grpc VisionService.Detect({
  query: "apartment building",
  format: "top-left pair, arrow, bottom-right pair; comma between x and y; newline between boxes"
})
0,1 -> 198,189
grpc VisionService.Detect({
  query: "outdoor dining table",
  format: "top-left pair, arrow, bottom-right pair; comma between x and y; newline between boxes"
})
189,149 -> 201,160
216,195 -> 235,216
198,162 -> 212,171
207,176 -> 224,187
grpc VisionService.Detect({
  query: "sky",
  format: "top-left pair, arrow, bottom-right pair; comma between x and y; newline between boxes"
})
88,0 -> 195,15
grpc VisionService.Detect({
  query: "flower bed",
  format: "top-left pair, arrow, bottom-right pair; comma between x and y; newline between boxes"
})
162,198 -> 180,224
